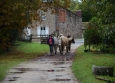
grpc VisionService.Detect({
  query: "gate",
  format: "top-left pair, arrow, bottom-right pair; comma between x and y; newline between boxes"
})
40,35 -> 49,44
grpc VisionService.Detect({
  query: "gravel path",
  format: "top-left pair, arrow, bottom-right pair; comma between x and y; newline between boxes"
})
0,38 -> 84,83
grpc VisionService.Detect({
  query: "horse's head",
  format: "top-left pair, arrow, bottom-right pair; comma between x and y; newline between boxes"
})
59,34 -> 63,37
71,36 -> 75,43
68,36 -> 75,44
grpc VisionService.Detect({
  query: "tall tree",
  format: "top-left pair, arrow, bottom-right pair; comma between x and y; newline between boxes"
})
79,0 -> 96,22
68,0 -> 80,13
0,0 -> 71,53
81,0 -> 115,53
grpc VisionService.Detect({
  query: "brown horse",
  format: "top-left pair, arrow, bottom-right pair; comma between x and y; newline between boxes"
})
58,34 -> 75,54
58,36 -> 69,54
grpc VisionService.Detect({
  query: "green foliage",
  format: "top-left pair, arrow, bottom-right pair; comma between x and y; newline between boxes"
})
72,45 -> 115,83
0,41 -> 49,81
0,0 -> 71,54
79,0 -> 96,22
81,0 -> 115,53
84,17 -> 102,50
68,0 -> 80,13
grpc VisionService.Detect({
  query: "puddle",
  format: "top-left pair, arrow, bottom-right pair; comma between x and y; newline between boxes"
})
13,68 -> 64,72
51,62 -> 65,65
55,67 -> 67,68
47,69 -> 64,72
51,61 -> 72,65
13,68 -> 42,71
47,70 -> 54,72
9,71 -> 25,74
14,68 -> 33,71
8,77 -> 19,81
50,78 -> 71,81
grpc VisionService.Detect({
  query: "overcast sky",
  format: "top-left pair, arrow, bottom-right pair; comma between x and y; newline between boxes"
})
78,0 -> 81,2
74,0 -> 81,2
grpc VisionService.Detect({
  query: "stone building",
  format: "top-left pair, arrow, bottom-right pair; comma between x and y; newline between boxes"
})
55,9 -> 82,38
26,8 -> 83,41
30,9 -> 56,38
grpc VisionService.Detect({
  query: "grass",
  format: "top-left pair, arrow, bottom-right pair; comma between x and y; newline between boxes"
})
0,41 -> 49,81
72,45 -> 115,83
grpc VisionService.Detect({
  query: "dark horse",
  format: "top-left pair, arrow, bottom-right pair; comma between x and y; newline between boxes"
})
68,36 -> 75,52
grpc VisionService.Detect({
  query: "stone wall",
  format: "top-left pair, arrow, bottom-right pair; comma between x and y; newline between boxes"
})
31,10 -> 56,35
56,9 -> 83,38
37,10 -> 56,35
30,9 -> 83,42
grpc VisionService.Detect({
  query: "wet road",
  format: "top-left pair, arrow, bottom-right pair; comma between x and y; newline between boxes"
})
0,38 -> 84,83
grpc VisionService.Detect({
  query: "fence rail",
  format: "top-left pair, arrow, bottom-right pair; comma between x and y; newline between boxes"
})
32,35 -> 49,44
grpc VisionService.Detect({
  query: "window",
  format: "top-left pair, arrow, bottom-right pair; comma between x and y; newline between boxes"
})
42,0 -> 47,2
28,27 -> 30,29
42,0 -> 53,2
41,15 -> 46,20
40,10 -> 46,20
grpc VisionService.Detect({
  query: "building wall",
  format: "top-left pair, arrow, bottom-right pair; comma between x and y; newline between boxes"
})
56,9 -> 83,38
30,9 -> 83,42
30,9 -> 56,36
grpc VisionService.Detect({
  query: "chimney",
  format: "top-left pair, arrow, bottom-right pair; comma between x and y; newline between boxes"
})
76,10 -> 82,17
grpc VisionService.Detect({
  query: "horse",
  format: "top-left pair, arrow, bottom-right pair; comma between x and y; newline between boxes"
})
53,35 -> 59,54
58,34 -> 75,54
53,34 -> 75,54
68,36 -> 75,52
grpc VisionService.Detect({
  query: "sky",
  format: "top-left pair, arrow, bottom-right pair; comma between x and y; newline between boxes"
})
78,0 -> 81,2
73,0 -> 82,2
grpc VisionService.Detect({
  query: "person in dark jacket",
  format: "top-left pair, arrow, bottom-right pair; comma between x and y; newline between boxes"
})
47,35 -> 54,55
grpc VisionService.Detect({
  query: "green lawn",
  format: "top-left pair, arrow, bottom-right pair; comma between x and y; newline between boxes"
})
72,45 -> 115,83
0,41 -> 49,81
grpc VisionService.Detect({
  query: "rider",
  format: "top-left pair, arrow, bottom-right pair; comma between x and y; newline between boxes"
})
47,35 -> 54,55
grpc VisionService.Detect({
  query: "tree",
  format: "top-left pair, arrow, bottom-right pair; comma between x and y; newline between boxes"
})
79,0 -> 96,22
68,0 -> 80,13
82,0 -> 115,53
84,17 -> 102,51
0,0 -> 71,53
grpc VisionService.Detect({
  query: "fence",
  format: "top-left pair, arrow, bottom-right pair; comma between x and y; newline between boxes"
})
32,35 -> 49,44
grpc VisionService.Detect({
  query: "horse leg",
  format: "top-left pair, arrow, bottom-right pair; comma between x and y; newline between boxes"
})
53,45 -> 56,54
66,45 -> 69,53
61,45 -> 64,54
68,41 -> 71,52
55,47 -> 57,54
69,43 -> 71,51
59,45 -> 63,54
68,46 -> 70,52
55,45 -> 57,54
59,45 -> 62,54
